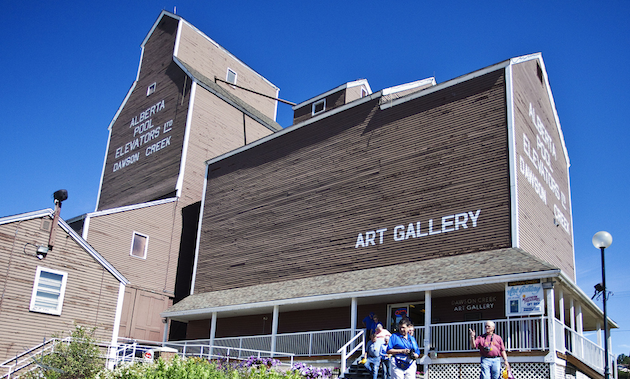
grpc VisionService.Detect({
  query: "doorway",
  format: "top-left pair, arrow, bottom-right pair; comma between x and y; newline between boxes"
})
387,302 -> 425,333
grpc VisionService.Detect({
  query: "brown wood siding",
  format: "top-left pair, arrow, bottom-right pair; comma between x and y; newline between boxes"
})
98,15 -> 190,210
196,70 -> 511,293
293,89 -> 346,124
0,217 -> 120,362
276,307 -> 351,333
187,303 -> 390,338
186,319 -> 211,339
86,201 -> 178,294
215,313 -> 274,337
176,23 -> 278,121
511,60 -> 574,278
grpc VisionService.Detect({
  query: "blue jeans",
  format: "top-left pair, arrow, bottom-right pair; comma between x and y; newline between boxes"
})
364,358 -> 381,379
480,357 -> 501,379
381,359 -> 391,379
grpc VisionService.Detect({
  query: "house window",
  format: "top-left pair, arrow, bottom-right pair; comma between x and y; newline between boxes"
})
226,68 -> 237,85
312,99 -> 326,115
147,82 -> 156,96
361,87 -> 368,98
130,232 -> 149,259
29,266 -> 68,316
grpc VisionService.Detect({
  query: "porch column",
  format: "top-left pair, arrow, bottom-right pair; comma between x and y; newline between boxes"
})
576,303 -> 584,361
163,318 -> 169,343
271,305 -> 279,356
209,312 -> 217,357
576,304 -> 583,335
558,289 -> 564,325
558,289 -> 565,354
545,286 -> 557,379
423,290 -> 432,376
569,298 -> 575,354
596,321 -> 602,346
351,297 -> 358,337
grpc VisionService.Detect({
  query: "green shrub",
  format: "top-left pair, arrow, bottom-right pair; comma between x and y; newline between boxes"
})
24,324 -> 103,379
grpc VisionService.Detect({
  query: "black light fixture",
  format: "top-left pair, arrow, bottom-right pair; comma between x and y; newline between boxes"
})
592,231 -> 613,379
46,189 -> 68,256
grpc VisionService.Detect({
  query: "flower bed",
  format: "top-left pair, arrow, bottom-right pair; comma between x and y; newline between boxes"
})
97,356 -> 334,379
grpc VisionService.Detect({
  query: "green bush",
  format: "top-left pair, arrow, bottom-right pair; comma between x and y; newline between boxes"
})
24,324 -> 103,379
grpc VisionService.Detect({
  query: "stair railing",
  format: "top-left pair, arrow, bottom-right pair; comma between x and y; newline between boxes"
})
336,330 -> 364,374
0,337 -> 71,379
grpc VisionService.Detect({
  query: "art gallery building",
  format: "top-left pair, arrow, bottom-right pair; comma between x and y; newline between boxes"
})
49,10 -> 617,379
161,53 -> 617,379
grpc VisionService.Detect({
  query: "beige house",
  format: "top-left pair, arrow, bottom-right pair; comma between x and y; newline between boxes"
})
0,209 -> 128,363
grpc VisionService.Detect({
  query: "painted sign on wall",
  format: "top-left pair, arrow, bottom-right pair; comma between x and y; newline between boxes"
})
518,103 -> 570,236
111,99 -> 174,173
505,280 -> 544,316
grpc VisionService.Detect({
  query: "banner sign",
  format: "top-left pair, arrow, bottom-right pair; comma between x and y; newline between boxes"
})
505,280 -> 544,316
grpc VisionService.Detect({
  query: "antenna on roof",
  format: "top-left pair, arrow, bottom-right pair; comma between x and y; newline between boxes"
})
174,6 -> 177,14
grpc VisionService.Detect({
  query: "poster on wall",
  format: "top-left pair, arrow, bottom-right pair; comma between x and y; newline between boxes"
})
505,280 -> 544,316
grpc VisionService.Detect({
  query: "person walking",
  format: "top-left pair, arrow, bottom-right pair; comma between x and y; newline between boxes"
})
364,333 -> 383,379
380,335 -> 391,379
469,321 -> 510,379
386,319 -> 419,379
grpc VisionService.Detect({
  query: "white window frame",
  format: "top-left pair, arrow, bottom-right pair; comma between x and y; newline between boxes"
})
29,266 -> 68,316
361,87 -> 368,98
312,98 -> 326,116
130,231 -> 149,259
226,68 -> 237,85
147,82 -> 156,96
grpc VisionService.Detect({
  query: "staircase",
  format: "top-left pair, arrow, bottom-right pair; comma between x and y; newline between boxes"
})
343,359 -> 385,379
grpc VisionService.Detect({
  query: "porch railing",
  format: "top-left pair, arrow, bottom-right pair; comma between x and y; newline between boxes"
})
554,319 -> 614,375
429,316 -> 547,352
168,328 -> 355,359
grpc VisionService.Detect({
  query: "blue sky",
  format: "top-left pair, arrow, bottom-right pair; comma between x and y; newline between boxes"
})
1,0 -> 628,356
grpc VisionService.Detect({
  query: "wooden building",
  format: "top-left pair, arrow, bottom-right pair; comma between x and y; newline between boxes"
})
69,10 -> 282,342
0,209 -> 128,364
163,54 -> 616,379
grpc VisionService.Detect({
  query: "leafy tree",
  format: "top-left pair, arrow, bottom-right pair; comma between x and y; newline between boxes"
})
24,324 -> 103,379
619,353 -> 630,365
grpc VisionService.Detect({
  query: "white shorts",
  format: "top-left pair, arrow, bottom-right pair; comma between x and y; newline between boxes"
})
391,361 -> 416,379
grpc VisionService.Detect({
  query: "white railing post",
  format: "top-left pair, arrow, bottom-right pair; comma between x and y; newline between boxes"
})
309,332 -> 313,356
506,317 -> 511,350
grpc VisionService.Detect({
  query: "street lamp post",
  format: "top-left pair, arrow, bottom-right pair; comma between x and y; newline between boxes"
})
592,231 -> 613,379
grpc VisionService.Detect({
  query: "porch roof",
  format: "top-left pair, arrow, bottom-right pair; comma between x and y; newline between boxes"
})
164,248 -> 560,321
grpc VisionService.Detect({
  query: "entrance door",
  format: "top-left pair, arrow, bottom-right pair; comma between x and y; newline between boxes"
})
387,302 -> 425,333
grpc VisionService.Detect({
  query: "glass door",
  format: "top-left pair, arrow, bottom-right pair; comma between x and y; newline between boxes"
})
387,302 -> 425,333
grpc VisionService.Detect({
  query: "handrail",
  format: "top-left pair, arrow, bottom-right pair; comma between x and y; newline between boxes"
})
0,337 -> 74,379
336,330 -> 364,374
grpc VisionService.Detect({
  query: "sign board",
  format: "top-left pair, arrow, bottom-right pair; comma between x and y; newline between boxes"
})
505,280 -> 544,316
